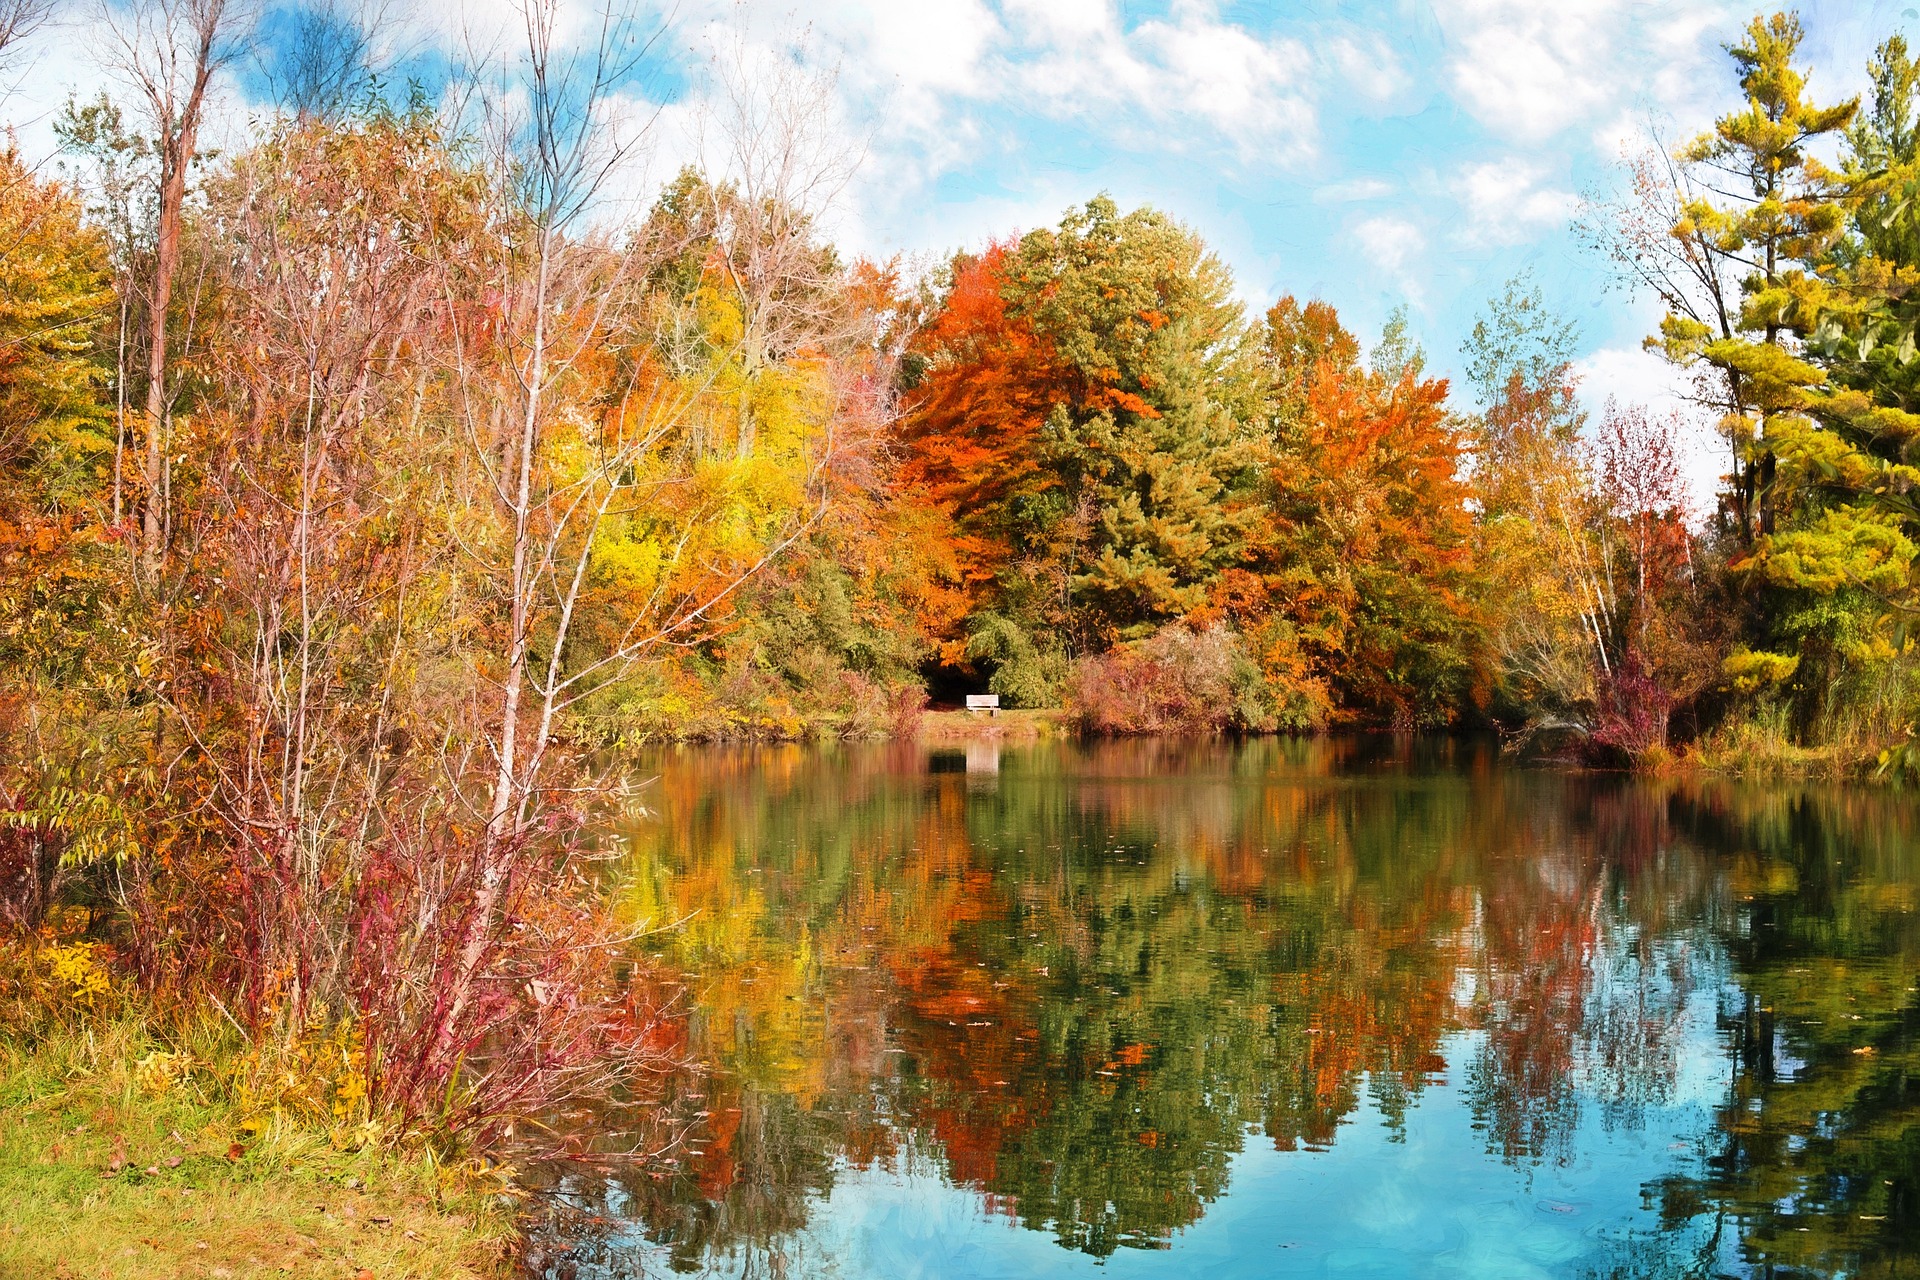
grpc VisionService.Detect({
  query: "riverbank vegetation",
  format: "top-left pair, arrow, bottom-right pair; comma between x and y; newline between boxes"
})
2,0 -> 1920,1268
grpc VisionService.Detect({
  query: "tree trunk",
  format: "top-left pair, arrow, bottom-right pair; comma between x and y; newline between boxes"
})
137,12 -> 219,570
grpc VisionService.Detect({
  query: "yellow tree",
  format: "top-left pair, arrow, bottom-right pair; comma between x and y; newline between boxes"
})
0,148 -> 114,928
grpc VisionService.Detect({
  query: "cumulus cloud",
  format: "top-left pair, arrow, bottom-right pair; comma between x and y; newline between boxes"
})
1000,0 -> 1318,163
1320,33 -> 1407,104
1354,214 -> 1427,302
1432,0 -> 1732,142
1454,159 -> 1576,242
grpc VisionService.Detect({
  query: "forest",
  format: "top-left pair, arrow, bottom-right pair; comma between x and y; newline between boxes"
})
4,0 -> 1920,1274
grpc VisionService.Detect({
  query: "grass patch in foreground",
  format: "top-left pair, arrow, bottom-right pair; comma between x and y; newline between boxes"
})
0,1020 -> 514,1280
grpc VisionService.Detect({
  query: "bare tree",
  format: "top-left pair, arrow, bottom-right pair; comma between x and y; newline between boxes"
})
699,31 -> 862,458
413,1 -> 873,1077
255,0 -> 393,122
98,0 -> 247,568
0,0 -> 49,66
1580,132 -> 1753,540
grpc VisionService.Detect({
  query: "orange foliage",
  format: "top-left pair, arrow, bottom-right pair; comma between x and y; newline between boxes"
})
895,245 -> 1075,656
1231,360 -> 1483,727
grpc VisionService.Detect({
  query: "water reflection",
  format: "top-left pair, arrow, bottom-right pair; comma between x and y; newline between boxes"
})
530,739 -> 1920,1279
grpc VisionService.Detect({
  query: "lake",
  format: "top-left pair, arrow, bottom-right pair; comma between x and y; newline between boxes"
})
527,736 -> 1920,1279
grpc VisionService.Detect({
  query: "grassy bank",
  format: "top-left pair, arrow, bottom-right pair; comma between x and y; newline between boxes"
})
0,1020 -> 515,1280
1673,709 -> 1901,783
918,707 -> 1070,743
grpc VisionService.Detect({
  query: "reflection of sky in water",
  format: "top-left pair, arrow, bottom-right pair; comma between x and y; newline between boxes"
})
541,742 -> 1920,1280
595,1015 -> 1734,1278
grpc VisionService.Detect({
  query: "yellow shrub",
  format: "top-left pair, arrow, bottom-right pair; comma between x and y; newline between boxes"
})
44,941 -> 111,1007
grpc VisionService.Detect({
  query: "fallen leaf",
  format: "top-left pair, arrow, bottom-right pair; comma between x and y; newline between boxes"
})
144,1165 -> 159,1176
164,1155 -> 182,1168
226,1142 -> 244,1160
107,1135 -> 129,1173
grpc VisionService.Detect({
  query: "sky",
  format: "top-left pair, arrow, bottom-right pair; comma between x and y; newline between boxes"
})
12,0 -> 1920,501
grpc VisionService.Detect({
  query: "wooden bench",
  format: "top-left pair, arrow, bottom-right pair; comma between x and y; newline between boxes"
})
965,694 -> 1000,715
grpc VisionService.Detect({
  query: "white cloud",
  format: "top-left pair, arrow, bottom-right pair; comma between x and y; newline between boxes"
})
1144,17 -> 1312,144
999,0 -> 1318,163
999,0 -> 1113,47
1454,159 -> 1576,242
1441,0 -> 1615,140
1315,177 -> 1395,204
1354,214 -> 1426,302
853,0 -> 1003,99
1321,33 -> 1407,104
1432,0 -> 1731,143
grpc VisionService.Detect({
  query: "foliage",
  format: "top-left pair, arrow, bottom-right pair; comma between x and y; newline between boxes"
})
25,13 -> 1920,1257
900,226 -> 1493,730
966,611 -> 1069,709
1066,623 -> 1267,735
1227,305 -> 1482,728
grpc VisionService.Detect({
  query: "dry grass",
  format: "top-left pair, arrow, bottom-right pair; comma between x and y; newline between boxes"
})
0,1021 -> 515,1280
1681,703 -> 1889,782
918,708 -> 1067,743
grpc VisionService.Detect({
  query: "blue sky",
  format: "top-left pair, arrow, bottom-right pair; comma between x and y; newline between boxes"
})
18,0 -> 1920,490
778,0 -> 1912,410
737,0 -> 1915,499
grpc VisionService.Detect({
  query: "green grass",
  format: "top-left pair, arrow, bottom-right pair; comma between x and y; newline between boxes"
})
0,1020 -> 515,1280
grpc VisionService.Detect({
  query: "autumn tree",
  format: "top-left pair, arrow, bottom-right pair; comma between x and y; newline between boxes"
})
0,150 -> 115,928
1004,197 -> 1264,639
99,0 -> 247,570
897,198 -> 1269,702
1222,301 -> 1482,729
895,243 -> 1074,668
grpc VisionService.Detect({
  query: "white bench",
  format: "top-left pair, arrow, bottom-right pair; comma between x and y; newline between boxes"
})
965,694 -> 1001,714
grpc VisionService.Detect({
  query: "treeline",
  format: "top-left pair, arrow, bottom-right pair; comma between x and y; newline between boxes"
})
2,0 -> 1919,1143
892,10 -> 1920,769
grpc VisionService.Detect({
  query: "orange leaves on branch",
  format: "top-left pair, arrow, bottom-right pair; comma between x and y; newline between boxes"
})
1234,345 -> 1481,728
896,243 -> 1073,636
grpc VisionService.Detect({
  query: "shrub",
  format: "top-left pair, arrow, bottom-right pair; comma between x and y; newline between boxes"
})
1067,624 -> 1269,735
1589,651 -> 1673,762
966,612 -> 1070,708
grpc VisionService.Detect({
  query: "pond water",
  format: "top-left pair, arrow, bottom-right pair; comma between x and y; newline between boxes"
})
531,736 -> 1920,1279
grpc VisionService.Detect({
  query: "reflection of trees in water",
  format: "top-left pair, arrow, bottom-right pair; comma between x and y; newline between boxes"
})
1602,784 -> 1920,1280
534,1084 -> 847,1277
563,744 -> 1891,1273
